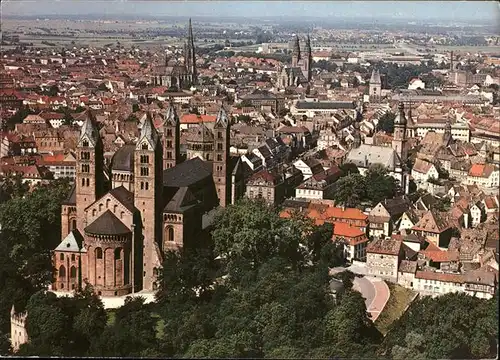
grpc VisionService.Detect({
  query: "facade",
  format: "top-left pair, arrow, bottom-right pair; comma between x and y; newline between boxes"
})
52,106 -> 233,297
10,306 -> 28,353
152,19 -> 197,89
466,163 -> 499,188
366,238 -> 403,282
332,221 -> 370,262
245,169 -> 284,205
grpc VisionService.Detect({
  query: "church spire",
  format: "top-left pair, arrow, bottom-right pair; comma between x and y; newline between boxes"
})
78,111 -> 99,147
137,113 -> 159,149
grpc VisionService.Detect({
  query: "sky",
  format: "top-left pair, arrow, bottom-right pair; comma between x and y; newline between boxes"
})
1,0 -> 499,22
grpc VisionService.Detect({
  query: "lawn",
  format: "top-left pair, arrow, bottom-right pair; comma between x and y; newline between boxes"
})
374,282 -> 417,336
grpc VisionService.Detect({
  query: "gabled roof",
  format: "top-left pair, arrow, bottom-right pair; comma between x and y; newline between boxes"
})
84,210 -> 131,235
163,157 -> 212,188
163,103 -> 179,127
108,186 -> 135,212
163,186 -> 199,213
62,183 -> 76,205
54,230 -> 85,252
413,210 -> 451,233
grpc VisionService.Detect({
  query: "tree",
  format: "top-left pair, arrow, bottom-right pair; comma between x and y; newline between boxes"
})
132,103 -> 140,112
331,173 -> 366,207
339,162 -> 359,176
0,179 -> 71,352
376,112 -> 396,133
382,293 -> 498,359
364,164 -> 399,205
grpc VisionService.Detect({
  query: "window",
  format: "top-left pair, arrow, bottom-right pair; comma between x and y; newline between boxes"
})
217,154 -> 222,162
71,219 -> 77,230
81,151 -> 90,160
217,143 -> 223,151
70,266 -> 77,278
218,131 -> 222,139
114,248 -> 122,260
142,143 -> 148,150
92,209 -> 97,216
96,247 -> 103,259
81,178 -> 86,186
106,199 -> 111,209
82,140 -> 89,147
113,204 -> 118,213
71,254 -> 75,261
99,203 -> 103,212
166,140 -> 172,148
59,265 -> 66,278
140,167 -> 149,176
81,164 -> 90,173
60,253 -> 64,261
167,129 -> 173,137
140,155 -> 149,164
165,226 -> 174,242
140,181 -> 144,190
86,178 -> 90,187
167,151 -> 172,159
145,182 -> 149,190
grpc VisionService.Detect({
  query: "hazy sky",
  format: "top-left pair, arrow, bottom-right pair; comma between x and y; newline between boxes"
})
2,0 -> 499,21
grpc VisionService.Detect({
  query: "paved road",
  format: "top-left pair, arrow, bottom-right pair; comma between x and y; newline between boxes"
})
331,265 -> 390,321
353,276 -> 375,309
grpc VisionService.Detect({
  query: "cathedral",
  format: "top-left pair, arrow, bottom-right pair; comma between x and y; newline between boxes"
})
152,19 -> 197,89
277,35 -> 312,89
52,105 -> 238,296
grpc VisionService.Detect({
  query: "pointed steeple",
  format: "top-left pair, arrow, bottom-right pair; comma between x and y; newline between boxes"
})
292,35 -> 301,60
137,112 -> 159,149
78,111 -> 99,147
164,102 -> 179,126
215,106 -> 229,128
305,34 -> 311,54
370,69 -> 381,84
188,18 -> 194,43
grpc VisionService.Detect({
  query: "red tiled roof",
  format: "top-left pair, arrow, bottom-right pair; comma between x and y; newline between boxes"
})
180,114 -> 216,124
468,163 -> 496,178
415,270 -> 463,284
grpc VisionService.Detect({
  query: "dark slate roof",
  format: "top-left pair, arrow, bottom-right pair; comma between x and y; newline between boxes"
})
84,210 -> 131,235
163,157 -> 212,188
295,101 -> 356,110
163,186 -> 199,213
62,184 -> 76,205
257,145 -> 273,159
108,186 -> 135,212
111,144 -> 135,172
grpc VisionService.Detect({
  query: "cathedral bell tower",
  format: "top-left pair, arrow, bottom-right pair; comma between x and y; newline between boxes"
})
213,107 -> 231,207
162,103 -> 180,169
304,34 -> 312,81
75,112 -> 105,231
133,113 -> 163,291
291,35 -> 301,68
392,102 -> 409,194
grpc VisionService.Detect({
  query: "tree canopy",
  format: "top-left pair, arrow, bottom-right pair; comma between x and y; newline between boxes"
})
331,164 -> 399,207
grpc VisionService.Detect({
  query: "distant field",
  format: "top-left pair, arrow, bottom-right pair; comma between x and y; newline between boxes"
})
432,45 -> 500,53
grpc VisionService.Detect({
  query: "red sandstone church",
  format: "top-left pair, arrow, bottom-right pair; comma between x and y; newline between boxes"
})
52,106 -> 243,296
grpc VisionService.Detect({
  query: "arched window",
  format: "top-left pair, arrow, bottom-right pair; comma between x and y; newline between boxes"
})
120,212 -> 124,219
92,209 -> 97,216
96,247 -> 103,259
113,204 -> 118,213
167,227 -> 174,242
142,143 -> 148,150
60,253 -> 64,261
70,266 -> 77,278
81,178 -> 85,186
106,199 -> 111,209
86,178 -> 90,187
71,219 -> 77,230
71,254 -> 75,261
145,182 -> 149,190
114,248 -> 122,260
99,203 -> 103,212
59,265 -> 66,278
82,140 -> 89,147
